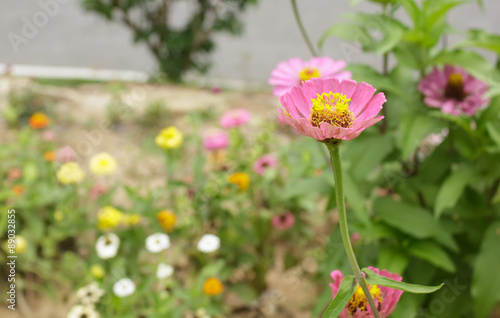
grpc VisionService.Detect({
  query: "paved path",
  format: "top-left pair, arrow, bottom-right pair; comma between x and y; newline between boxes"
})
1,0 -> 499,83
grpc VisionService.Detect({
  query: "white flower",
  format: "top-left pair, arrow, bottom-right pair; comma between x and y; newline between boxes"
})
95,233 -> 120,259
76,282 -> 105,305
67,305 -> 100,318
197,234 -> 220,253
113,278 -> 135,298
145,233 -> 170,253
156,263 -> 174,279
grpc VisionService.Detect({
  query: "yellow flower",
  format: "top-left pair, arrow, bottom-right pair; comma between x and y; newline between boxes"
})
54,211 -> 64,221
4,236 -> 27,254
43,151 -> 56,162
90,264 -> 105,279
203,277 -> 223,296
90,152 -> 117,175
228,172 -> 250,191
157,210 -> 177,232
57,162 -> 85,185
97,206 -> 123,230
124,214 -> 141,226
155,126 -> 183,149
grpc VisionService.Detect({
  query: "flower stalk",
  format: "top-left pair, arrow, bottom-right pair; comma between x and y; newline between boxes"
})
325,141 -> 381,318
290,0 -> 318,57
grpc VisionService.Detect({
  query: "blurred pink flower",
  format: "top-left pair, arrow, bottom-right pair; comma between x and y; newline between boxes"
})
272,212 -> 295,230
203,129 -> 229,150
42,130 -> 56,141
350,232 -> 362,245
278,78 -> 385,141
90,184 -> 107,200
57,146 -> 77,162
220,109 -> 251,128
330,267 -> 403,318
418,65 -> 489,116
269,57 -> 352,96
211,86 -> 221,94
8,168 -> 22,180
253,155 -> 277,175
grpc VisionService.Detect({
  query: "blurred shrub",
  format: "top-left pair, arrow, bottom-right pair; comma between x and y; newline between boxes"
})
82,0 -> 258,81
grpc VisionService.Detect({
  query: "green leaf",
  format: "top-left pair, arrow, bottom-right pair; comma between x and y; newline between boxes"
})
231,283 -> 258,302
343,132 -> 394,182
399,113 -> 441,159
407,241 -> 456,273
434,165 -> 475,218
347,64 -> 407,99
472,222 -> 500,318
373,196 -> 459,252
486,122 -> 500,148
362,268 -> 443,293
318,23 -> 371,49
457,29 -> 500,55
343,172 -> 370,226
377,246 -> 409,274
282,177 -> 331,200
322,275 -> 357,318
398,0 -> 420,25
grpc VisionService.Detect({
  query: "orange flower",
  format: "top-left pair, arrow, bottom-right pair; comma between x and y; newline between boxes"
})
157,210 -> 177,232
43,151 -> 56,162
12,185 -> 24,195
28,112 -> 50,129
203,277 -> 223,296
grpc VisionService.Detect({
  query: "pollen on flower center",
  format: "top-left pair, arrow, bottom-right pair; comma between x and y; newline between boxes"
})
444,73 -> 467,101
310,92 -> 354,128
299,67 -> 321,82
348,284 -> 384,313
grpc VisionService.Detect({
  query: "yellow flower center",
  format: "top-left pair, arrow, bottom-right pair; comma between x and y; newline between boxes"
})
444,73 -> 466,101
348,284 -> 384,313
310,92 -> 354,128
299,67 -> 321,82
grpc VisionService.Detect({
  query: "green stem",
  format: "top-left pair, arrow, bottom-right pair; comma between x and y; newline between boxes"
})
325,142 -> 381,318
290,0 -> 318,57
164,150 -> 174,204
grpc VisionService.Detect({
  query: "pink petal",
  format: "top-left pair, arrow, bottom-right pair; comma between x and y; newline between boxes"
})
339,79 -> 358,99
289,85 -> 311,118
320,122 -> 350,140
299,118 -> 324,140
350,82 -> 376,117
280,92 -> 301,120
355,92 -> 386,122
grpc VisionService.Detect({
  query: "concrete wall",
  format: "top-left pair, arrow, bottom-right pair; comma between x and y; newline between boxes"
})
1,0 -> 499,83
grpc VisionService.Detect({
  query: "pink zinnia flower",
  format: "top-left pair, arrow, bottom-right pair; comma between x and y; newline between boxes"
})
269,57 -> 352,96
271,212 -> 295,230
220,108 -> 251,128
57,146 -> 77,162
90,184 -> 107,200
278,78 -> 385,141
330,267 -> 403,318
203,129 -> 229,150
253,155 -> 277,175
418,65 -> 489,116
211,86 -> 221,94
